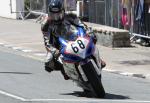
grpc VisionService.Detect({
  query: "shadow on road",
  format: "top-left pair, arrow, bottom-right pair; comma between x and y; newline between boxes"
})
119,60 -> 150,65
61,91 -> 130,99
0,72 -> 32,75
105,93 -> 130,99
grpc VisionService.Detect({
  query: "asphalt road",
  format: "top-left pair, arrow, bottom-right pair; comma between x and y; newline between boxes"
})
0,46 -> 150,103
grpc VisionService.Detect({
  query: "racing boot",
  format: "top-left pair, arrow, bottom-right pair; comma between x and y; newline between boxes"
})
44,61 -> 54,72
54,60 -> 70,80
60,68 -> 70,80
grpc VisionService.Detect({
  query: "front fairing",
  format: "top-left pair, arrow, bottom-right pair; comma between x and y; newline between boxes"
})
58,27 -> 95,63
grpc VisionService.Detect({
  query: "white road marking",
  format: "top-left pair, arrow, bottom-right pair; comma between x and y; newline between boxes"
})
0,32 -> 21,35
0,90 -> 26,101
12,46 -> 23,50
3,44 -> 13,48
34,53 -> 46,56
0,89 -> 150,103
120,72 -> 133,76
103,69 -> 117,72
22,49 -> 33,53
0,42 -> 4,45
25,98 -> 150,103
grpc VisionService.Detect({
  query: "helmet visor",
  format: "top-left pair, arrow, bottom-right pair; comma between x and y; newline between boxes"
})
49,11 -> 63,21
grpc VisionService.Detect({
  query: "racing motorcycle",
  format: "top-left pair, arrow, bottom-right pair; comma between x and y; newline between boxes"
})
57,27 -> 105,98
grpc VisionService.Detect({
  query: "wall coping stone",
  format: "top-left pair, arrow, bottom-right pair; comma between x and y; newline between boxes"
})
84,22 -> 130,47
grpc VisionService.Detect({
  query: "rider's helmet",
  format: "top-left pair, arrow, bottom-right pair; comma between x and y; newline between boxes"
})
48,0 -> 65,23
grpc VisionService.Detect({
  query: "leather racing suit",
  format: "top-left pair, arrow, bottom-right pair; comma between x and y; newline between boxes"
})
41,13 -> 105,80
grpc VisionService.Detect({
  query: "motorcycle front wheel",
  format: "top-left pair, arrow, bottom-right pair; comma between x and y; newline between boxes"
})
81,60 -> 105,98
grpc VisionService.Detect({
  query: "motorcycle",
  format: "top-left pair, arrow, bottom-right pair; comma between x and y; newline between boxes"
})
57,27 -> 105,98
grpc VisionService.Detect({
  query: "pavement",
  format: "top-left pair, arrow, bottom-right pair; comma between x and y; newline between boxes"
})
0,17 -> 150,80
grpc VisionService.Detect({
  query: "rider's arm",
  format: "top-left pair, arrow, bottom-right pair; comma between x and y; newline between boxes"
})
66,13 -> 97,44
41,20 -> 51,52
66,13 -> 88,30
86,27 -> 97,44
41,19 -> 57,54
74,16 -> 97,44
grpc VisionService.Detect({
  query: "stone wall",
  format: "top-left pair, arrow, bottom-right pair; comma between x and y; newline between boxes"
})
85,22 -> 130,47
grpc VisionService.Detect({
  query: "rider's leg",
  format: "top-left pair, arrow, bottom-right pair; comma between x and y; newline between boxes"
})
54,58 -> 70,80
45,52 -> 62,72
45,52 -> 69,80
45,52 -> 54,72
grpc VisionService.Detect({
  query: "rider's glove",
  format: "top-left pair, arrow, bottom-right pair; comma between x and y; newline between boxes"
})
46,47 -> 60,59
53,49 -> 60,59
87,27 -> 97,44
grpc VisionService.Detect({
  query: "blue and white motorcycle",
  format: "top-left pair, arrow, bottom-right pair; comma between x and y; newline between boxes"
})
58,27 -> 105,98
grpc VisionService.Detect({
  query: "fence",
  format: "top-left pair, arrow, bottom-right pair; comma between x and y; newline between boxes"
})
95,0 -> 105,25
88,0 -> 105,25
87,0 -> 150,42
24,0 -> 77,21
87,0 -> 121,27
29,0 -> 47,12
105,0 -> 121,28
8,0 -> 25,19
24,0 -> 47,21
24,0 -> 150,40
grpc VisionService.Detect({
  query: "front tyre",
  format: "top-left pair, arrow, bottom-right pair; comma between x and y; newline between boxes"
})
81,60 -> 105,98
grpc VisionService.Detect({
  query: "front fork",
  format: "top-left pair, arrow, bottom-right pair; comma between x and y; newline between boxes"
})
60,55 -> 102,82
78,58 -> 102,82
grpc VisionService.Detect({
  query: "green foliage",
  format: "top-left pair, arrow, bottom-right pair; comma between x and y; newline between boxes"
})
24,0 -> 30,10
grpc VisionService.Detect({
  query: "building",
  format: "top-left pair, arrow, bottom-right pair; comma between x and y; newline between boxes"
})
0,0 -> 24,19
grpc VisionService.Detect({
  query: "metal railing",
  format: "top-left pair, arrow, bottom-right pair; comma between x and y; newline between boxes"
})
87,0 -> 150,43
87,0 -> 121,27
10,0 -> 25,20
24,0 -> 47,22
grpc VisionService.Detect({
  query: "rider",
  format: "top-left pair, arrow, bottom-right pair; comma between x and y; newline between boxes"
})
41,0 -> 106,80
